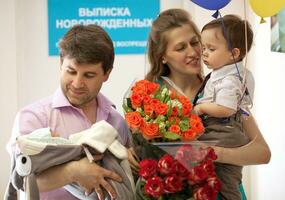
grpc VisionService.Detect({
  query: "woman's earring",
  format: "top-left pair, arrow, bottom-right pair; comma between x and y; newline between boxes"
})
162,59 -> 166,64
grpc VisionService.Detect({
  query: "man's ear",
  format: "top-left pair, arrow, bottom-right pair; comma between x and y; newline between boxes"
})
103,68 -> 113,82
231,48 -> 240,60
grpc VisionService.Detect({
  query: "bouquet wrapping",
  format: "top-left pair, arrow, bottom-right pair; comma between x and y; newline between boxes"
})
123,80 -> 221,200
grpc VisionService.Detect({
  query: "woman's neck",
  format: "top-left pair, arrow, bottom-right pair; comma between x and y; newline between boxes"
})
167,74 -> 202,100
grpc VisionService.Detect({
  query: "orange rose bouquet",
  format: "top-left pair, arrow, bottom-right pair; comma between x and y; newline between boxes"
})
123,79 -> 204,142
123,79 -> 221,199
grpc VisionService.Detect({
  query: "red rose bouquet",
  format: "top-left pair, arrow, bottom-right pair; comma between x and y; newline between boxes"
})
123,79 -> 221,199
137,144 -> 221,200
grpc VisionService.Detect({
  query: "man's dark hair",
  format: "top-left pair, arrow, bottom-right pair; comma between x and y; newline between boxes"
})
59,24 -> 114,73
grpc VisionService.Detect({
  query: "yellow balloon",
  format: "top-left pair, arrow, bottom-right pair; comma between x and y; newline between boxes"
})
249,0 -> 285,18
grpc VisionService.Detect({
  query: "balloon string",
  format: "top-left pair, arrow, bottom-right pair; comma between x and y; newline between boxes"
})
242,0 -> 253,108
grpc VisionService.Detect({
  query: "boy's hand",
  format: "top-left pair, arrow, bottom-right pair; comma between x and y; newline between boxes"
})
194,104 -> 203,116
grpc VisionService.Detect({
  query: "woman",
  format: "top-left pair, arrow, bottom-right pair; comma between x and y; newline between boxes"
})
145,8 -> 271,199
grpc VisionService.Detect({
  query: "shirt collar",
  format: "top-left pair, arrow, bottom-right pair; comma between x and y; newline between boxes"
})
96,92 -> 116,121
211,61 -> 243,82
52,88 -> 72,108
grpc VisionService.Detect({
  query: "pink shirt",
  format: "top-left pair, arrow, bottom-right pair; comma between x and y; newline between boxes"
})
8,88 -> 130,200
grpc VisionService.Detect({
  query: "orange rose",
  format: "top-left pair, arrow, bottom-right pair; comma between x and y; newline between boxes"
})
177,95 -> 190,104
141,122 -> 161,140
169,116 -> 180,125
171,107 -> 179,117
154,103 -> 168,115
170,89 -> 177,99
132,80 -> 148,96
143,95 -> 151,105
190,120 -> 204,134
182,102 -> 192,116
125,112 -> 143,131
150,98 -> 160,107
130,93 -> 143,109
168,124 -> 181,135
182,129 -> 198,141
144,104 -> 154,116
190,114 -> 202,122
146,82 -> 159,95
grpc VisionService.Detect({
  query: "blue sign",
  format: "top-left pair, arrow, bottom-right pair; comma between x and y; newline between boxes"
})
48,0 -> 160,55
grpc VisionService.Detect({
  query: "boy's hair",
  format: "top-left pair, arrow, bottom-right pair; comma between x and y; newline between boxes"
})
59,24 -> 114,73
202,15 -> 253,60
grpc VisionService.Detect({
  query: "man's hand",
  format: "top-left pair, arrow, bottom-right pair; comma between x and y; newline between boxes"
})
70,156 -> 122,200
128,147 -> 140,171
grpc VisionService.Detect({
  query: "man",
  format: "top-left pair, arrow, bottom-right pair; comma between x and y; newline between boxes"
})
7,24 -> 131,200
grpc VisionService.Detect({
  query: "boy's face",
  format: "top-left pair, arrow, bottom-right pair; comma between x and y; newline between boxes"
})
60,57 -> 111,108
201,28 -> 234,70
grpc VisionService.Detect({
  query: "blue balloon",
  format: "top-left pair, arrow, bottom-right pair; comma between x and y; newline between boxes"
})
191,0 -> 231,10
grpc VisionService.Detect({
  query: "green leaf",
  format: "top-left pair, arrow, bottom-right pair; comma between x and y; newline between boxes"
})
166,102 -> 172,117
164,131 -> 181,140
163,95 -> 170,104
126,97 -> 132,107
179,118 -> 190,132
122,103 -> 133,113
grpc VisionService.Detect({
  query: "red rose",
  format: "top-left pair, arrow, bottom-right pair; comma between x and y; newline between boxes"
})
193,185 -> 218,200
139,159 -> 158,180
175,144 -> 194,163
207,176 -> 222,191
157,154 -> 177,175
144,176 -> 164,198
163,174 -> 183,193
188,165 -> 208,185
205,147 -> 218,161
176,162 -> 189,180
201,160 -> 216,176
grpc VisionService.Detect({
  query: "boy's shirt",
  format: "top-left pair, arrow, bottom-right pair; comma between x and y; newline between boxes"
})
197,62 -> 254,111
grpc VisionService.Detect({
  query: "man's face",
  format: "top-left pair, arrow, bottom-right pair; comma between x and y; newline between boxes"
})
60,57 -> 111,108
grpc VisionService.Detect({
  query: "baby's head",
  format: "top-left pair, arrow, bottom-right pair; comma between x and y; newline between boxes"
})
201,15 -> 253,70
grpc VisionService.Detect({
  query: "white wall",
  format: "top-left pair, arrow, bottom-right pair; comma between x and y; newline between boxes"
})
0,0 -> 283,199
0,0 -> 18,196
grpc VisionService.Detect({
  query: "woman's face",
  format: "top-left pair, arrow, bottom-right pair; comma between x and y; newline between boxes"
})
163,24 -> 202,77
